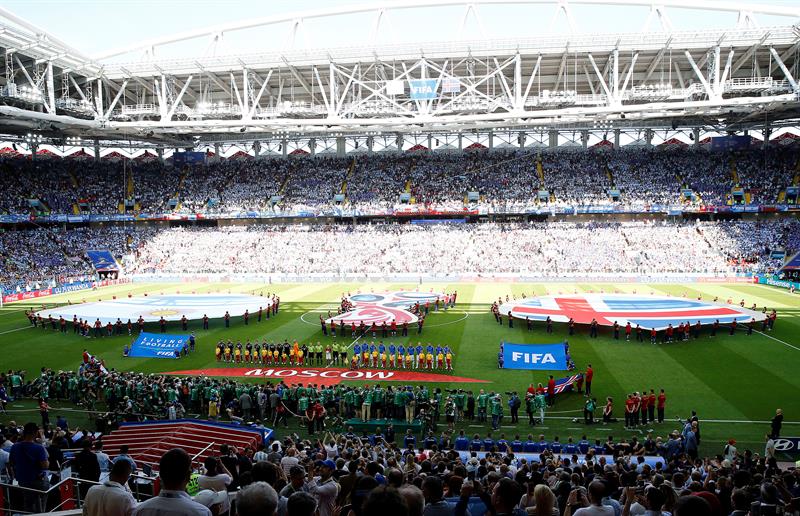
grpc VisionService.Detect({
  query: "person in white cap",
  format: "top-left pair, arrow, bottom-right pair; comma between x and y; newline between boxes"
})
193,490 -> 227,516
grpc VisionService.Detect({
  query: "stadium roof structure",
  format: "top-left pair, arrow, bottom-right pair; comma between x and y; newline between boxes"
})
0,0 -> 799,149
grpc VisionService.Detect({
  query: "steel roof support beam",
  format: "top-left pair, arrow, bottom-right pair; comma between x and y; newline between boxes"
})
104,79 -> 129,119
587,53 -> 612,103
684,50 -> 714,99
717,49 -> 734,97
230,71 -> 243,113
730,33 -> 769,75
770,46 -> 798,92
248,69 -> 274,119
641,39 -> 672,84
521,54 -> 542,107
618,52 -> 638,102
101,78 -> 140,110
69,74 -> 90,104
44,61 -> 55,113
281,57 -> 317,104
164,75 -> 193,121
14,54 -> 36,88
552,48 -> 569,91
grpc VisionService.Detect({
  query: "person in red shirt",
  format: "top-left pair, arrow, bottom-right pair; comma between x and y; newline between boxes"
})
527,383 -> 536,395
666,324 -> 674,343
585,365 -> 594,396
632,392 -> 641,427
625,322 -> 632,341
624,394 -> 636,429
648,389 -> 657,423
650,327 -> 657,344
390,320 -> 397,337
547,375 -> 556,406
657,389 -> 666,423
641,389 -> 649,425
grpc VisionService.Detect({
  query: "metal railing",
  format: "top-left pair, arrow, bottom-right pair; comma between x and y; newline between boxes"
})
0,471 -> 159,515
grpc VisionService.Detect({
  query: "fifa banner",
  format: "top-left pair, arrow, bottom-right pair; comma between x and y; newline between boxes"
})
409,79 -> 438,100
172,151 -> 206,167
502,341 -> 568,371
129,332 -> 190,359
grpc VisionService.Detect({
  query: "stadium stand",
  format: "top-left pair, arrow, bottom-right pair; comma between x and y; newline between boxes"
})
1,147 -> 799,217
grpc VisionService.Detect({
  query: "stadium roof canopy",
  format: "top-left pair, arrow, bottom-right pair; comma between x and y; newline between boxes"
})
0,0 -> 798,148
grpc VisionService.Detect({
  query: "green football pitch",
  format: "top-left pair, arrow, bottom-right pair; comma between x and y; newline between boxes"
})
1,281 -> 798,458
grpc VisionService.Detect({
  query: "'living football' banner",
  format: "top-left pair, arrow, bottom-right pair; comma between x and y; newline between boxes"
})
129,332 -> 189,359
502,342 -> 568,370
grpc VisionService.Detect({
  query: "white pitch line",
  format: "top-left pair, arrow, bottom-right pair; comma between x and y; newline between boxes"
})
754,329 -> 800,352
753,284 -> 800,300
0,326 -> 34,336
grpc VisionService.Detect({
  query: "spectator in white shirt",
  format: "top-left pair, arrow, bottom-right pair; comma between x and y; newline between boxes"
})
132,448 -> 211,516
83,459 -> 137,516
280,448 -> 300,475
196,457 -> 232,514
304,460 -> 340,516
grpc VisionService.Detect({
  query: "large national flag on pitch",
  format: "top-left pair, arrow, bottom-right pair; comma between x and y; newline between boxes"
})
499,294 -> 766,330
553,374 -> 583,395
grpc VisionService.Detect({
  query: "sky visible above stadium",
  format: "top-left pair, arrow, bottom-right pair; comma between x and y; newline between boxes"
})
5,0 -> 799,61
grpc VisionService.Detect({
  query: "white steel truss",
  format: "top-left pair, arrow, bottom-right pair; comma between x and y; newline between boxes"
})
0,1 -> 797,144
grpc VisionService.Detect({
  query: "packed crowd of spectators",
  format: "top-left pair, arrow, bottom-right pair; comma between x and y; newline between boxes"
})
0,226 -> 149,293
2,146 -> 798,217
1,218 -> 796,290
128,220 -> 798,276
1,364 -> 797,516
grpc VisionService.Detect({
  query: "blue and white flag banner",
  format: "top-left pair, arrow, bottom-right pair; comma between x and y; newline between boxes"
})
502,341 -> 568,370
130,332 -> 189,359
